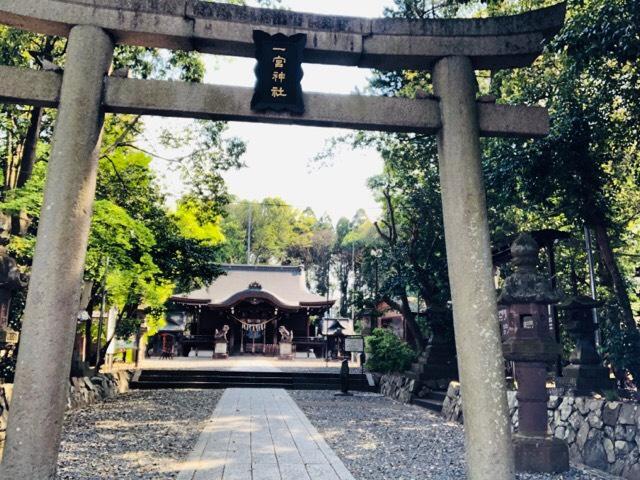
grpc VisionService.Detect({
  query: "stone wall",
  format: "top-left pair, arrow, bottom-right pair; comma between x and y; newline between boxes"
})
0,370 -> 133,457
379,374 -> 416,403
442,381 -> 640,479
378,372 -> 449,404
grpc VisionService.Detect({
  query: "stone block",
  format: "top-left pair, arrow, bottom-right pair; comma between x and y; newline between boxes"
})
576,422 -> 589,450
603,438 -> 615,463
568,411 -> 582,431
554,426 -> 565,439
587,411 -> 604,429
619,404 -> 638,425
588,399 -> 605,413
554,409 -> 563,425
603,402 -> 621,426
446,381 -> 460,398
622,462 -> 640,479
575,397 -> 589,415
582,431 -> 608,470
624,425 -> 638,442
614,440 -> 631,455
569,442 -> 583,463
611,459 -> 626,476
513,435 -> 570,473
559,397 -> 574,421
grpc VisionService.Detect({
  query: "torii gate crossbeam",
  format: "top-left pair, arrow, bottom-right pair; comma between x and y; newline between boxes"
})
0,1 -> 566,479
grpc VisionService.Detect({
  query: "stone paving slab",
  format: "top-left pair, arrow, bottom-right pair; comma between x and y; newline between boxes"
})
175,388 -> 355,480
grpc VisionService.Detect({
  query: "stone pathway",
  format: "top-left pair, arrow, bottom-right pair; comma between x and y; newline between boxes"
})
175,388 -> 355,480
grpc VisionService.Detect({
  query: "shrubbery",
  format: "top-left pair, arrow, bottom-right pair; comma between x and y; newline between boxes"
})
365,328 -> 416,373
599,304 -> 640,389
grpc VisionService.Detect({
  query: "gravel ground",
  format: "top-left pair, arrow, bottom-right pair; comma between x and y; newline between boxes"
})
290,390 -> 610,480
56,389 -> 222,479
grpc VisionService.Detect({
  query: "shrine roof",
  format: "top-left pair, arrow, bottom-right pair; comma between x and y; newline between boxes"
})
171,264 -> 334,310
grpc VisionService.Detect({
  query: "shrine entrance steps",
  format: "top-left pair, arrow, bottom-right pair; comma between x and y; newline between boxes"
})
132,369 -> 376,392
412,389 -> 447,413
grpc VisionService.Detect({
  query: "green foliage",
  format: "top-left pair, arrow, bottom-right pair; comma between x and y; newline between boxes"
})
220,197 -> 337,294
174,197 -> 225,246
0,133 -> 230,353
159,121 -> 246,218
599,305 -> 640,385
365,328 -> 416,373
482,0 -> 640,381
346,0 -> 640,366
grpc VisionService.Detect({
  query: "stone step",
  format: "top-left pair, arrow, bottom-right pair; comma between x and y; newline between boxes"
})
412,397 -> 444,413
425,390 -> 447,402
132,369 -> 377,392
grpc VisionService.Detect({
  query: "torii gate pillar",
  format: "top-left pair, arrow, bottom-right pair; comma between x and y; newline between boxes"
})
433,55 -> 515,479
0,25 -> 114,479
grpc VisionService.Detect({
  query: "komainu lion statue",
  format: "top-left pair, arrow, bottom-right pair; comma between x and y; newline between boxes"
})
278,325 -> 293,343
214,324 -> 230,342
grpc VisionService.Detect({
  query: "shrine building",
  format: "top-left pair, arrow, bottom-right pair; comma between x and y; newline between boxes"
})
164,264 -> 334,356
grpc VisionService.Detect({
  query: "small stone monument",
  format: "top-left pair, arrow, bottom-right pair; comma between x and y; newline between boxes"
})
278,325 -> 294,360
213,325 -> 230,359
499,233 -> 569,473
556,296 -> 613,394
335,358 -> 353,396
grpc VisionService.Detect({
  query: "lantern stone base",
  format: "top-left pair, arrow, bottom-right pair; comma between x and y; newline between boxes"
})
556,364 -> 614,395
279,342 -> 293,360
213,342 -> 228,359
514,434 -> 569,473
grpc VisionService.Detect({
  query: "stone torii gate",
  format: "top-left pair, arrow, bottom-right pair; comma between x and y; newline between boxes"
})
0,1 -> 565,478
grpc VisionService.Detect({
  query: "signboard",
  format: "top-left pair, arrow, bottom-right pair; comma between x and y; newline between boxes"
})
251,30 -> 306,114
344,335 -> 365,353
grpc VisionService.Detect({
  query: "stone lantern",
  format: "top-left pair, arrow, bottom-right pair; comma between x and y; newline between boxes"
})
498,233 -> 569,473
0,247 -> 22,346
556,296 -> 613,394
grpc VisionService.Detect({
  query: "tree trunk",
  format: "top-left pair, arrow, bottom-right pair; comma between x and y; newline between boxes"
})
95,332 -> 116,373
10,107 -> 43,235
382,293 -> 426,352
592,222 -> 636,330
399,292 -> 425,352
338,260 -> 349,317
16,107 -> 43,189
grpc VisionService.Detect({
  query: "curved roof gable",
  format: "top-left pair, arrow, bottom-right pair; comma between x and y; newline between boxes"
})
171,264 -> 334,309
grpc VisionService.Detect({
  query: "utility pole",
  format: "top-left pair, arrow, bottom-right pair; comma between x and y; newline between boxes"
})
584,226 -> 600,347
94,256 -> 109,371
351,243 -> 356,321
246,206 -> 253,264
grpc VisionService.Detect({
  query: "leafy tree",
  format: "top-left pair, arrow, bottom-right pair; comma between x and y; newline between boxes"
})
360,0 -> 640,381
482,0 -> 640,382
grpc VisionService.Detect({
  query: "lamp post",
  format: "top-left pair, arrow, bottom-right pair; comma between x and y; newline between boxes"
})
499,233 -> 569,473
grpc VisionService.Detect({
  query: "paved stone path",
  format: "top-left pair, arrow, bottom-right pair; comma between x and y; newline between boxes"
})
175,388 -> 355,480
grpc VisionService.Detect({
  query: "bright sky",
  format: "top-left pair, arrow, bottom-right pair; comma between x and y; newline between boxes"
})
141,0 -> 396,224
